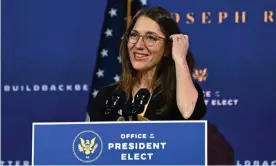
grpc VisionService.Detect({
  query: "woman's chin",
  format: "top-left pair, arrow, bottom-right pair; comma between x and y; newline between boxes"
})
131,63 -> 147,71
131,63 -> 156,73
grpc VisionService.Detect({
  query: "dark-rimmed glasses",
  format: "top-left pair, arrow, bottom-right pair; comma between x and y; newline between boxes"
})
125,32 -> 167,46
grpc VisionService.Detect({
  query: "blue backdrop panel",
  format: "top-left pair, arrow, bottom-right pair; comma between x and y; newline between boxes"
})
2,0 -> 276,165
148,0 -> 276,163
2,0 -> 107,164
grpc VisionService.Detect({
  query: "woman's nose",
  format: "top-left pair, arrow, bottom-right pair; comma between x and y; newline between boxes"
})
134,37 -> 146,49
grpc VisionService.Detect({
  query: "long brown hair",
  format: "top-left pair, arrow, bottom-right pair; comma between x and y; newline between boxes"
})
118,6 -> 196,114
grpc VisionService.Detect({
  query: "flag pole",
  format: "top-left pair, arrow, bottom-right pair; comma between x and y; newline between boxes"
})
126,0 -> 131,30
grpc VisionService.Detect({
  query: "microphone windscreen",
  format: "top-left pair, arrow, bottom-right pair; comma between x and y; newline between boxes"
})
136,88 -> 150,96
135,88 -> 151,103
112,88 -> 126,102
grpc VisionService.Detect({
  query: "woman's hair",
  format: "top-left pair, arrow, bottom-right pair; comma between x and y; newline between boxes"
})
118,6 -> 196,115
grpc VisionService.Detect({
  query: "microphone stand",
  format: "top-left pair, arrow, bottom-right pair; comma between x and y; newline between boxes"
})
124,107 -> 139,121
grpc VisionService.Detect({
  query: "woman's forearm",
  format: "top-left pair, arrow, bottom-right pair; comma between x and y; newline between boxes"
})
175,60 -> 198,119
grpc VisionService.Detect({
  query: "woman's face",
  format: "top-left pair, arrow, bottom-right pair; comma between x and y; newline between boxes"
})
127,16 -> 166,72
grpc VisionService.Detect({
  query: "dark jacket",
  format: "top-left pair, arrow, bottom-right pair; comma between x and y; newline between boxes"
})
88,82 -> 206,121
87,82 -> 234,165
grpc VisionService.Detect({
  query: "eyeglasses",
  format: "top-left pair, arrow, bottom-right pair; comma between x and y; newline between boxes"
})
125,32 -> 167,46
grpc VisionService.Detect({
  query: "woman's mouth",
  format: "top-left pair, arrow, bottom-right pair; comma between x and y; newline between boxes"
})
134,52 -> 148,61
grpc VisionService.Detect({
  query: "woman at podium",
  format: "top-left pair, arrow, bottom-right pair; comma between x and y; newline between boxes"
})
87,6 -> 234,165
88,6 -> 206,122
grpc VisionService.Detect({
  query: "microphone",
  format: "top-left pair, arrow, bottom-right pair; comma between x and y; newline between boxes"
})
105,89 -> 126,120
124,88 -> 151,121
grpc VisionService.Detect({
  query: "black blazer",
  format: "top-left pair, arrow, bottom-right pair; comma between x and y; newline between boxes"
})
87,82 -> 207,121
87,82 -> 234,165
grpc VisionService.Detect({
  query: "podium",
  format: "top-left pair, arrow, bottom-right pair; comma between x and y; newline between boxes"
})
32,121 -> 207,165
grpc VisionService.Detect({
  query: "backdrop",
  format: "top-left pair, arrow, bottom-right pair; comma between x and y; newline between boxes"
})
2,0 -> 276,165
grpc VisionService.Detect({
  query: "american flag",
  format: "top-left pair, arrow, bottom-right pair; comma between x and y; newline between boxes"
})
87,0 -> 148,107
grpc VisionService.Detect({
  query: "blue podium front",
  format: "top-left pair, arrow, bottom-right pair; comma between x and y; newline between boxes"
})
32,121 -> 207,165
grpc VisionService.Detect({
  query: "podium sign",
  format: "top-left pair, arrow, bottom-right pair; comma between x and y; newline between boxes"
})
32,121 -> 207,165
